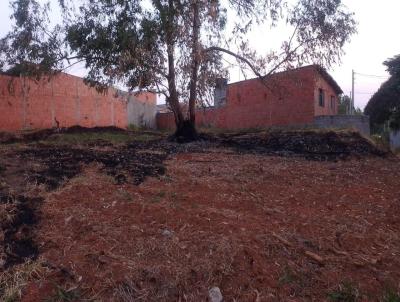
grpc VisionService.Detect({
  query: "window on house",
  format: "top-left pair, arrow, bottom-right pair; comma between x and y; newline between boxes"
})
331,96 -> 335,110
318,89 -> 325,107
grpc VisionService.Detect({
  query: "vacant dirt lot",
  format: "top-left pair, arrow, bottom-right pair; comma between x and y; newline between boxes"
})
0,128 -> 399,301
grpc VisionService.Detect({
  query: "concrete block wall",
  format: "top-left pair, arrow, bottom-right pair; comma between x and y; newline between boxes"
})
127,92 -> 157,129
0,73 -> 157,131
314,115 -> 371,136
390,130 -> 400,150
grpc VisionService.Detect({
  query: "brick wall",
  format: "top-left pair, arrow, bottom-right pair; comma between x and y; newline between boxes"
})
157,65 -> 339,130
314,73 -> 339,116
0,73 -> 157,131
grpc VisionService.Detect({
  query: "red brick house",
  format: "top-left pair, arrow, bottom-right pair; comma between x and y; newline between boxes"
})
157,65 -> 343,130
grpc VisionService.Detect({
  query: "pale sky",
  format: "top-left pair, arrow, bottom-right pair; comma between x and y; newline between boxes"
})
1,0 -> 399,110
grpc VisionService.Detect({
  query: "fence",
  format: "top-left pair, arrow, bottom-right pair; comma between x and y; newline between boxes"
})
390,130 -> 400,150
0,73 -> 157,131
314,115 -> 370,136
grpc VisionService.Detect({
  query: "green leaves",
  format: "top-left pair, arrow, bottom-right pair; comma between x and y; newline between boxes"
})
384,55 -> 400,77
365,55 -> 400,131
1,0 -> 356,130
1,0 -> 65,79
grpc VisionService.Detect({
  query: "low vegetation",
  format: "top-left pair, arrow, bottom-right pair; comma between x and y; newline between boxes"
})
0,127 -> 398,301
328,282 -> 360,302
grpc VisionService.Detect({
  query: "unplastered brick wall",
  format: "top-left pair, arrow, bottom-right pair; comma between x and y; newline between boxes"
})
0,73 -> 156,131
157,66 -> 329,130
314,73 -> 339,116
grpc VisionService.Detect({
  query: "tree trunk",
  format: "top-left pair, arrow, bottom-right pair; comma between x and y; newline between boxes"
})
166,43 -> 183,127
188,1 -> 200,125
165,0 -> 183,128
169,0 -> 200,142
163,0 -> 198,142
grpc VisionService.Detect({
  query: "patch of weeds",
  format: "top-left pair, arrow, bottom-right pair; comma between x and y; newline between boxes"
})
3,291 -> 19,302
278,266 -> 298,286
66,174 -> 89,186
382,288 -> 400,302
45,285 -> 81,302
0,180 -> 9,190
128,124 -> 140,131
160,174 -> 173,183
170,191 -> 178,200
158,191 -> 167,198
168,191 -> 183,209
0,260 -> 46,302
117,189 -> 134,202
328,282 -> 360,302
190,202 -> 199,209
132,134 -> 159,142
0,142 -> 24,150
150,191 -> 166,203
43,132 -> 132,146
113,279 -> 148,301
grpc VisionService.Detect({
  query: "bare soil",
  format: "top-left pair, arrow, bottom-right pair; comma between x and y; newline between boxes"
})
0,128 -> 399,301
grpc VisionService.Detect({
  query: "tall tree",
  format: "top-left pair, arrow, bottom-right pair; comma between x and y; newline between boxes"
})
365,55 -> 400,131
1,0 -> 356,140
338,95 -> 351,114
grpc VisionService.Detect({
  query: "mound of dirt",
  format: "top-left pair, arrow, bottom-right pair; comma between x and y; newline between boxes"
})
61,125 -> 126,134
0,131 -> 19,144
220,130 -> 388,160
0,126 -> 128,144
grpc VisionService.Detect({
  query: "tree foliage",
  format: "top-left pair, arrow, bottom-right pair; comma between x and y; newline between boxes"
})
0,0 -> 65,78
1,0 -> 356,139
338,94 -> 350,115
365,55 -> 400,131
338,95 -> 363,115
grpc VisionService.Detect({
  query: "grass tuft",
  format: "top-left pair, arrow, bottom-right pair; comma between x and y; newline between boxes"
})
0,261 -> 47,302
45,285 -> 81,302
328,282 -> 359,302
382,288 -> 400,302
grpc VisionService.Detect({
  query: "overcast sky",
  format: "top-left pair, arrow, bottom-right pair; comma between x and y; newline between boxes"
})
1,1 -> 399,109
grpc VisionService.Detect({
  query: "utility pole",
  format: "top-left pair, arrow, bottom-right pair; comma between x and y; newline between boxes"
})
351,69 -> 355,115
348,91 -> 351,115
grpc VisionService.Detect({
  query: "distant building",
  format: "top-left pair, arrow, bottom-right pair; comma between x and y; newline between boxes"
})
157,65 -> 344,130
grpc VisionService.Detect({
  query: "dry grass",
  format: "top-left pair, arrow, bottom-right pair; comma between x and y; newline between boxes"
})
0,260 -> 47,302
0,129 -> 399,301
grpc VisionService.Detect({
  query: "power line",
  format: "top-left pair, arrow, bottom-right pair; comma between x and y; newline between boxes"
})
354,72 -> 389,79
354,91 -> 376,95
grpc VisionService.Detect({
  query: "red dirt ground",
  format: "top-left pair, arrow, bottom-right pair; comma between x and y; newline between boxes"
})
19,149 -> 400,301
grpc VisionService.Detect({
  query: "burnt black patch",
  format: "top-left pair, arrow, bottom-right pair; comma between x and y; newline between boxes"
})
18,141 -> 171,189
0,192 -> 13,204
0,194 -> 42,268
220,130 -> 388,161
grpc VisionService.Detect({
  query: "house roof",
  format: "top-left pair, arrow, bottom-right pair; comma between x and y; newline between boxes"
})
157,104 -> 171,113
314,65 -> 343,95
228,64 -> 343,95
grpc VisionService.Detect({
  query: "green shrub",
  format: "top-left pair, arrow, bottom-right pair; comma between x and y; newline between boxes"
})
328,282 -> 359,302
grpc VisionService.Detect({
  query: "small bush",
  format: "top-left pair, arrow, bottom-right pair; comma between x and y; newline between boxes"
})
382,288 -> 400,302
328,282 -> 359,302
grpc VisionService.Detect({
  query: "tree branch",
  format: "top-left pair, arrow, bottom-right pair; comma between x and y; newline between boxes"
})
204,46 -> 264,78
